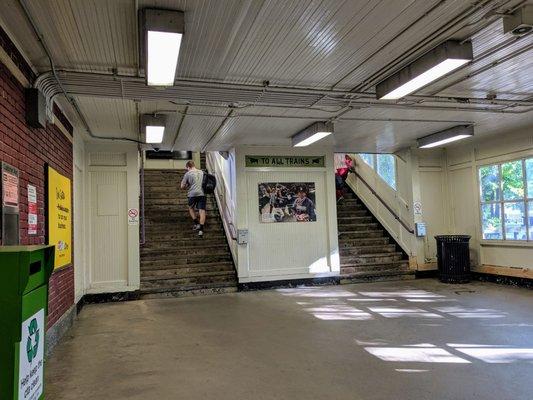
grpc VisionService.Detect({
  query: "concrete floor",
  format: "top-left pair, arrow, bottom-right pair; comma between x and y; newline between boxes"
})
45,279 -> 533,400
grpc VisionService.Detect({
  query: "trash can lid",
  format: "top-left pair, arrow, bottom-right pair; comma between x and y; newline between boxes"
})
434,235 -> 471,241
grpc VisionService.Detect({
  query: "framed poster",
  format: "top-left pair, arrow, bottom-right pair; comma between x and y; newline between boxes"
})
258,182 -> 317,223
47,166 -> 72,269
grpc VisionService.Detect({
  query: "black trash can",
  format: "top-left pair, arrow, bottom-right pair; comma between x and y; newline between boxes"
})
435,235 -> 471,283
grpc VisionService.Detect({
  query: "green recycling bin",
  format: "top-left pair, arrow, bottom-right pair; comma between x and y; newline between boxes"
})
0,245 -> 54,400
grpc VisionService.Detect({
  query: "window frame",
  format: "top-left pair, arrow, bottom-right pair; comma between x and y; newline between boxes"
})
478,157 -> 532,243
358,153 -> 397,191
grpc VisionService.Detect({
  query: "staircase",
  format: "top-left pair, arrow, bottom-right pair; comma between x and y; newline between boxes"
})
337,190 -> 414,283
140,169 -> 238,298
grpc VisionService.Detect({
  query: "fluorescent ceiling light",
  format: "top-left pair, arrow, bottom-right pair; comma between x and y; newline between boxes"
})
376,41 -> 473,100
146,126 -> 165,143
380,59 -> 469,100
295,131 -> 332,147
292,122 -> 333,147
141,114 -> 166,144
418,125 -> 474,149
147,31 -> 182,86
140,9 -> 184,87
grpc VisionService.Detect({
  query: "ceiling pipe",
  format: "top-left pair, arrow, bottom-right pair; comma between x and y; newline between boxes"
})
33,69 -> 533,114
18,0 -> 143,143
201,109 -> 235,152
170,105 -> 188,152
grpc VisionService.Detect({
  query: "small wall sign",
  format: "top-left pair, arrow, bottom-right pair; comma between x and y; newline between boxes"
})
2,163 -> 19,207
28,184 -> 37,235
128,208 -> 139,225
413,201 -> 423,216
245,155 -> 325,168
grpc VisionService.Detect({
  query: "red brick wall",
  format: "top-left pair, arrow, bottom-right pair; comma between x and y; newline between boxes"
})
0,60 -> 74,330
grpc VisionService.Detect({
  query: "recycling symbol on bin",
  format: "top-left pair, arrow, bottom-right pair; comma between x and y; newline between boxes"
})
26,318 -> 40,363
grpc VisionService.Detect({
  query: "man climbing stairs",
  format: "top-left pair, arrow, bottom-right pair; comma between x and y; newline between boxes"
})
337,190 -> 414,283
140,169 -> 237,298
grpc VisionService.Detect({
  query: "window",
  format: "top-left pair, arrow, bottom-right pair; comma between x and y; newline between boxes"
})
360,153 -> 374,168
357,153 -> 397,190
479,157 -> 533,241
377,155 -> 396,190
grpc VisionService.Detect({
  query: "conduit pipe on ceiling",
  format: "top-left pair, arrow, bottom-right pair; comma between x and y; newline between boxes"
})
151,108 -> 473,124
170,105 -> 188,152
201,109 -> 235,152
33,69 -> 533,113
17,0 -> 143,143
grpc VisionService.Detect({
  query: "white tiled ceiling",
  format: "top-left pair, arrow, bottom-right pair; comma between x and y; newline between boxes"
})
1,0 -> 531,152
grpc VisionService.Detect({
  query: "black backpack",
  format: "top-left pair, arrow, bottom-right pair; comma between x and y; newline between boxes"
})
202,171 -> 217,194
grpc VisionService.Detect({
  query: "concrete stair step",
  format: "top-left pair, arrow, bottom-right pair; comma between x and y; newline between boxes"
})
141,269 -> 235,282
142,230 -> 225,240
143,192 -> 217,200
340,252 -> 404,265
338,222 -> 379,231
340,260 -> 409,273
141,252 -> 233,266
339,237 -> 390,247
140,284 -> 238,299
144,211 -> 221,219
144,224 -> 224,233
336,199 -> 359,206
141,243 -> 228,256
145,205 -> 219,211
338,230 -> 384,239
336,204 -> 364,212
337,211 -> 368,218
141,236 -> 228,248
140,273 -> 237,290
337,209 -> 367,217
145,198 -> 217,206
141,262 -> 235,278
340,244 -> 397,256
140,260 -> 233,272
337,216 -> 373,224
340,269 -> 415,284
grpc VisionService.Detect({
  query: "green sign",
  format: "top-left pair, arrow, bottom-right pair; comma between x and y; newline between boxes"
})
245,155 -> 325,168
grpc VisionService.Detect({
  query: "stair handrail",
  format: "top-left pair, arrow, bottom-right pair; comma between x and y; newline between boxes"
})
206,154 -> 237,241
350,170 -> 415,235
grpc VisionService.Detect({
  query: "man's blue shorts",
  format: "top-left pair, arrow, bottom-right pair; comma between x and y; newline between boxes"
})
188,196 -> 207,210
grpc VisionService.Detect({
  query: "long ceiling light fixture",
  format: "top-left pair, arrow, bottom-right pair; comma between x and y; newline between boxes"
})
292,121 -> 333,147
376,41 -> 473,100
140,8 -> 184,86
417,125 -> 474,148
141,114 -> 167,143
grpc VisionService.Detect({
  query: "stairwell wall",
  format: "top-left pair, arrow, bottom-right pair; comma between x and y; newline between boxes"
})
234,145 -> 339,283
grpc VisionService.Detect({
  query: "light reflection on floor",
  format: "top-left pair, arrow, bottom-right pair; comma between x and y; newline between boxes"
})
277,285 -> 532,365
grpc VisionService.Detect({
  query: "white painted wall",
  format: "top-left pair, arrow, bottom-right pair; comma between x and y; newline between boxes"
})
206,151 -> 238,262
235,146 -> 339,283
445,128 -> 533,272
84,142 -> 140,293
73,132 -> 86,302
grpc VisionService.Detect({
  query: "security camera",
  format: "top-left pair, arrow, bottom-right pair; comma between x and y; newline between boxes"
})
503,5 -> 533,37
152,146 -> 160,152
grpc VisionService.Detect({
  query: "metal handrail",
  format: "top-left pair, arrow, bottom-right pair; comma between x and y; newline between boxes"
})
350,170 -> 415,235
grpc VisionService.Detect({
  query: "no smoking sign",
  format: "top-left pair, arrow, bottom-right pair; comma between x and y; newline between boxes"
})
128,208 -> 139,225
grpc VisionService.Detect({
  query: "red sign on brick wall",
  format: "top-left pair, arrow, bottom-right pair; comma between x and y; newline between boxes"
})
2,167 -> 18,207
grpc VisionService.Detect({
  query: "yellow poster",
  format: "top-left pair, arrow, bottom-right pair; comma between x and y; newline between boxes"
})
47,166 -> 72,269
